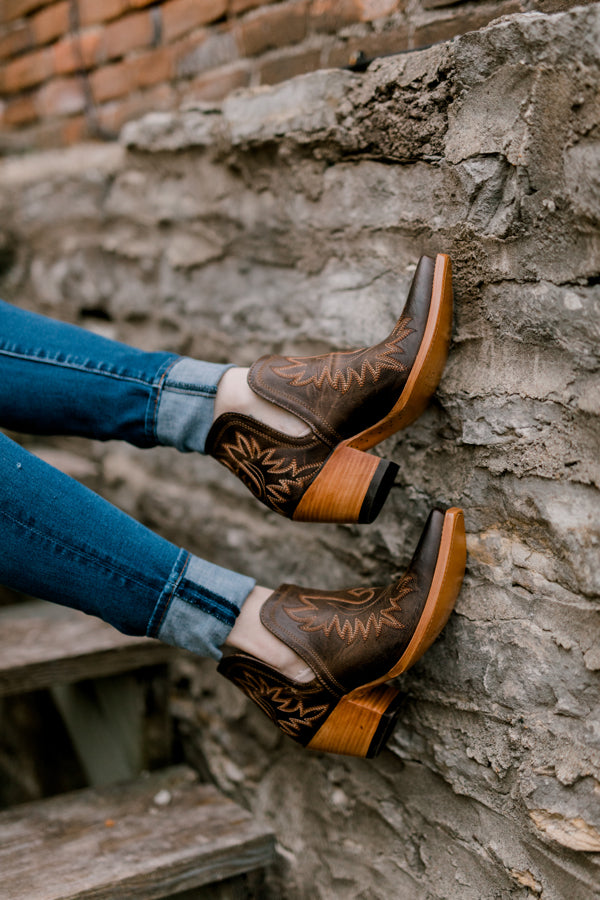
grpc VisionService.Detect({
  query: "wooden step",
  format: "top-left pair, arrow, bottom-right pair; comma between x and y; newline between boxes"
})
0,765 -> 276,900
0,600 -> 174,697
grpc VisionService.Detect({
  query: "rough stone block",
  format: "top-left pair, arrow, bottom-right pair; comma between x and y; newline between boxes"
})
1,5 -> 599,899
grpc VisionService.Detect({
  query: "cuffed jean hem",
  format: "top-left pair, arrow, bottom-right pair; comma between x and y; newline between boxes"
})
152,551 -> 256,660
156,357 -> 234,454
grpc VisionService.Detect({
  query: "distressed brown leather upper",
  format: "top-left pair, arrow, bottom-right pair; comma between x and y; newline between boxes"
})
205,413 -> 331,518
217,652 -> 336,747
206,256 -> 437,516
260,508 -> 445,693
217,509 -> 446,746
248,255 -> 436,446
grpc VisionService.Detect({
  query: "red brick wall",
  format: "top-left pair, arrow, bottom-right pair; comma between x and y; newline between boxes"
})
0,0 -> 593,151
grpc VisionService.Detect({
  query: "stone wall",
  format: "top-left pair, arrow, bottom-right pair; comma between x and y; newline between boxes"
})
1,3 -> 599,897
1,0 -> 597,151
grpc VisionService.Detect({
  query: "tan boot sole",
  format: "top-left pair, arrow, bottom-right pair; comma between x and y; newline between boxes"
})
349,253 -> 453,450
383,506 -> 466,681
305,508 -> 465,756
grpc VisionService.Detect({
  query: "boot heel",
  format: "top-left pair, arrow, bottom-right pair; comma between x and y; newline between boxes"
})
293,444 -> 398,524
307,683 -> 403,758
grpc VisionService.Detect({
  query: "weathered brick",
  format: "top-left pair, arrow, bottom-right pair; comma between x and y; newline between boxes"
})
310,0 -> 402,33
89,45 -> 173,102
129,45 -> 174,89
53,29 -> 103,75
31,1 -> 70,45
229,0 -> 273,14
235,0 -> 308,57
61,113 -> 87,144
104,10 -> 154,60
325,26 -> 410,67
175,29 -> 236,77
258,46 -> 322,85
1,92 -> 38,126
0,46 -> 52,93
181,61 -> 251,101
413,2 -> 522,48
96,82 -> 176,135
0,112 -> 88,152
0,22 -> 31,61
0,0 -> 50,24
359,0 -> 403,18
89,58 -> 130,102
162,0 -> 227,43
77,0 -> 129,27
37,76 -> 86,116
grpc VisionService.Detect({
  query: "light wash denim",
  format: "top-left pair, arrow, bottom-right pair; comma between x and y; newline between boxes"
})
0,299 -> 255,659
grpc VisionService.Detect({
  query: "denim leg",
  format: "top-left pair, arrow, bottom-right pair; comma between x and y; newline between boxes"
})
0,432 -> 255,659
0,301 -> 253,657
0,299 -> 232,452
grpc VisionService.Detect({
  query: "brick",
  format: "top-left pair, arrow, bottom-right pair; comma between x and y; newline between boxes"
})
176,29 -> 236,77
310,0 -> 401,33
326,26 -> 410,67
31,1 -> 70,46
0,22 -> 31,61
77,0 -> 129,27
53,29 -> 103,74
236,0 -> 308,57
89,58 -> 130,102
0,46 -> 52,93
229,0 -> 274,14
96,82 -> 176,135
0,0 -> 50,24
181,61 -> 251,101
1,92 -> 38,126
412,1 -> 521,48
358,0 -> 403,19
90,46 -> 174,102
258,46 -> 321,84
61,113 -> 87,144
162,0 -> 227,43
130,45 -> 174,89
104,10 -> 154,60
37,76 -> 86,116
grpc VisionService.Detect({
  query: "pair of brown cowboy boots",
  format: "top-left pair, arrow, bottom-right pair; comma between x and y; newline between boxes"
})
208,254 -> 466,758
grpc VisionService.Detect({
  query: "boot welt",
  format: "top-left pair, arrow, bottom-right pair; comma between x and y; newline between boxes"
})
379,506 -> 465,683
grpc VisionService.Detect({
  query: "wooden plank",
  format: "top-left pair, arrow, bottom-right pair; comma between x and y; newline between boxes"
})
0,601 -> 174,696
52,675 -> 147,786
0,766 -> 276,900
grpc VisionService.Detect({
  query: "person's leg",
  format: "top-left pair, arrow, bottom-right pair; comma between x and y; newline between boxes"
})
0,430 -> 255,660
0,298 -> 230,452
0,426 -> 466,757
1,252 -> 453,526
0,300 -> 329,675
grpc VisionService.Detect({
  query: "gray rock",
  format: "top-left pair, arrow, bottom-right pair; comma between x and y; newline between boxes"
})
0,4 -> 599,898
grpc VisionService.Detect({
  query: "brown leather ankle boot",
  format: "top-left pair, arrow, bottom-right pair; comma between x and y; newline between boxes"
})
218,507 -> 466,757
206,253 -> 453,523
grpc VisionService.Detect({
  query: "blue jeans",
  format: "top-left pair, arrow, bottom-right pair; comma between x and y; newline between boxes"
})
0,299 -> 256,659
